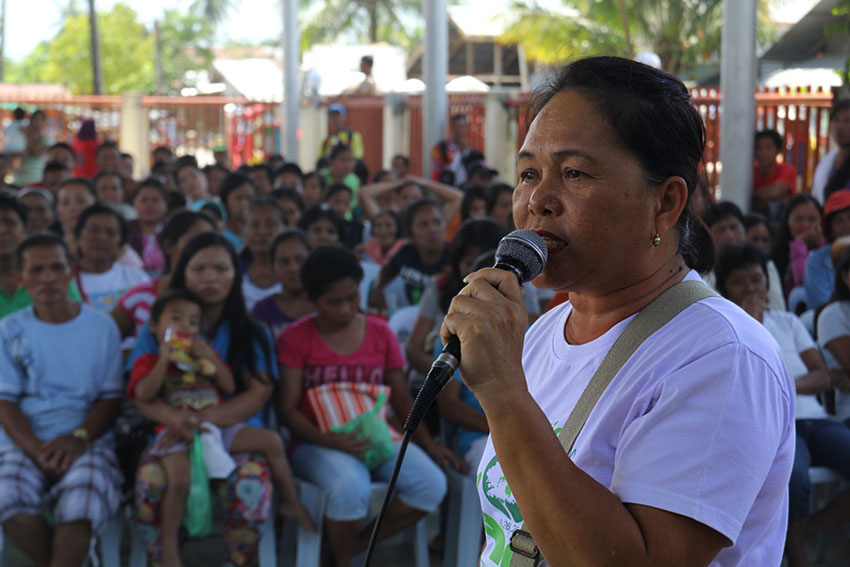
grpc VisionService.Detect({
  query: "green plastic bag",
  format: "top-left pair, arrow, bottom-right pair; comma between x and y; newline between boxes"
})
183,432 -> 212,537
331,392 -> 394,469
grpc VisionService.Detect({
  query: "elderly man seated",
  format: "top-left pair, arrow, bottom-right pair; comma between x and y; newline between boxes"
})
0,232 -> 123,567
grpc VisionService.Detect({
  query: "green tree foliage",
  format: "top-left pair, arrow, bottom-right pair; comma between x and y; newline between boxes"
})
191,0 -> 238,29
8,3 -> 153,94
825,0 -> 850,87
300,0 -> 423,51
158,9 -> 216,95
501,0 -> 774,76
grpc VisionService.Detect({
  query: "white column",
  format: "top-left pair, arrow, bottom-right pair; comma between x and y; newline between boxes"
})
423,0 -> 448,179
485,92 -> 515,184
719,0 -> 757,210
119,93 -> 149,177
282,0 -> 300,161
383,93 -> 408,169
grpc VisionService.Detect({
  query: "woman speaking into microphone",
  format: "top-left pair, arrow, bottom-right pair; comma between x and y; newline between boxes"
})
442,56 -> 795,567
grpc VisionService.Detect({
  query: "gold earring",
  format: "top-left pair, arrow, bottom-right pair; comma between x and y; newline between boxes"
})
652,233 -> 661,247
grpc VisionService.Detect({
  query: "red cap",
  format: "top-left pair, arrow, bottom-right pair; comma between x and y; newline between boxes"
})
823,190 -> 850,238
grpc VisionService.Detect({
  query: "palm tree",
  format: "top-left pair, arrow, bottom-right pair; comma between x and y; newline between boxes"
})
192,0 -> 238,29
501,0 -> 775,76
299,0 -> 423,51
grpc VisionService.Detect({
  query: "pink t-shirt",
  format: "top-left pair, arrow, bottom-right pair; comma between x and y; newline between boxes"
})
277,314 -> 405,428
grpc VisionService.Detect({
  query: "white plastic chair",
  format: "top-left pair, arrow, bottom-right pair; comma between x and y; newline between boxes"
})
286,479 -> 429,567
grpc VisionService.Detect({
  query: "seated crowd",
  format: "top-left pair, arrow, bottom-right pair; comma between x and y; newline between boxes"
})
0,97 -> 849,567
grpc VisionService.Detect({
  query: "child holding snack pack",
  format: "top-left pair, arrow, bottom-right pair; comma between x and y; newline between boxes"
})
129,289 -> 316,567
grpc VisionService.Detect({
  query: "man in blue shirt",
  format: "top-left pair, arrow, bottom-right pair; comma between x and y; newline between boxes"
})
0,232 -> 123,566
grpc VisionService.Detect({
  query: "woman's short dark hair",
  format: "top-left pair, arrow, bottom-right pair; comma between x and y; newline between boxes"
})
714,243 -> 769,299
702,201 -> 744,229
218,173 -> 256,216
329,143 -> 353,162
297,204 -> 346,238
270,188 -> 305,213
74,203 -> 128,246
269,228 -> 312,262
772,194 -> 822,279
133,177 -> 169,202
93,169 -> 125,192
439,218 -> 507,312
300,245 -> 364,302
58,177 -> 96,199
168,232 -> 272,387
743,213 -> 771,234
461,185 -> 489,221
403,198 -> 441,236
276,162 -> 304,182
487,183 -> 514,214
0,193 -> 27,224
158,210 -> 216,272
755,129 -> 783,152
530,56 -> 712,273
325,183 -> 353,202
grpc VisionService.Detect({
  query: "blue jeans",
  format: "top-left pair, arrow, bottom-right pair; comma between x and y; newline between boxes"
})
789,419 -> 850,523
291,440 -> 447,522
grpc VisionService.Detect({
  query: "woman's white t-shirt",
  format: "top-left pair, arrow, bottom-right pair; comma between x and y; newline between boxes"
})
79,263 -> 150,312
476,272 -> 795,567
761,309 -> 826,420
817,300 -> 850,420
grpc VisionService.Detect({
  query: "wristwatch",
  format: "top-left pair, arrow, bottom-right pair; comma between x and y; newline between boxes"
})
72,427 -> 90,448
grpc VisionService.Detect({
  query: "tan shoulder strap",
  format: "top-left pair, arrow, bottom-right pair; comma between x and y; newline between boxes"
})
508,280 -> 718,567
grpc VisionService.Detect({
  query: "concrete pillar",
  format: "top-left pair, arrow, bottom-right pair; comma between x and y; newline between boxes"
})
719,0 -> 757,210
119,93 -> 149,177
298,101 -> 324,170
382,93 -> 409,169
282,0 -> 299,161
484,91 -> 516,185
423,0 -> 448,179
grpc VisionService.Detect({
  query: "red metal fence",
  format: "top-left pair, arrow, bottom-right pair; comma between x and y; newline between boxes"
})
0,88 -> 835,194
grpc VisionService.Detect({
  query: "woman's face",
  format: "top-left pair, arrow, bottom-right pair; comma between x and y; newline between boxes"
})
184,245 -> 235,306
273,239 -> 308,292
491,190 -> 514,228
78,213 -> 121,265
177,167 -> 209,201
330,150 -> 355,178
513,90 -> 665,292
133,186 -> 168,225
306,218 -> 340,248
57,184 -> 96,230
829,209 -> 850,241
225,184 -> 255,224
315,277 -> 360,329
303,176 -> 322,207
788,202 -> 821,238
398,184 -> 423,210
467,198 -> 487,219
746,223 -> 772,255
723,264 -> 768,308
372,213 -> 398,248
95,174 -> 123,206
410,205 -> 446,254
278,199 -> 302,227
244,205 -> 285,255
326,190 -> 352,218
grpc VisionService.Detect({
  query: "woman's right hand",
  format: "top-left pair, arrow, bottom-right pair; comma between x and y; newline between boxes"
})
158,411 -> 208,449
794,223 -> 822,248
324,431 -> 374,458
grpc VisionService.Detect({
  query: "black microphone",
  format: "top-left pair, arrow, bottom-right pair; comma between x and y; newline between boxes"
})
402,229 -> 548,434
